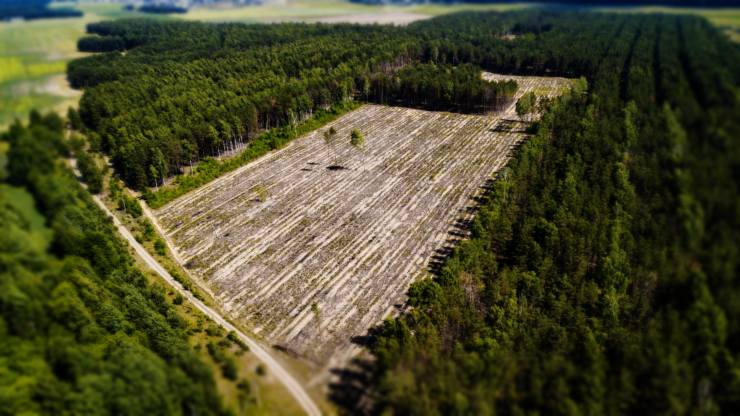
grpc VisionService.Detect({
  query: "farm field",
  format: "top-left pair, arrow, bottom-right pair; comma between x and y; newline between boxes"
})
153,74 -> 573,369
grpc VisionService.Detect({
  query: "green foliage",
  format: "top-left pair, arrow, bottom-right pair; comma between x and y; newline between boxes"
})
0,113 -> 227,415
167,267 -> 199,297
207,342 -> 239,381
154,239 -> 166,256
515,91 -> 536,119
57,11 -> 740,414
367,11 -> 740,416
76,150 -> 103,194
227,331 -> 249,352
323,126 -> 338,146
205,324 -> 225,338
350,129 -> 365,148
140,218 -> 155,241
116,194 -> 142,218
69,22 -> 517,191
173,293 -> 184,305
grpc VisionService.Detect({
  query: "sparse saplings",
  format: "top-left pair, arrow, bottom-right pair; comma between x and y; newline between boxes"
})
108,176 -> 122,198
323,126 -> 338,164
350,129 -> 364,148
311,302 -> 321,329
227,331 -> 249,352
173,293 -> 184,305
252,184 -> 269,202
350,128 -> 366,169
140,218 -> 155,240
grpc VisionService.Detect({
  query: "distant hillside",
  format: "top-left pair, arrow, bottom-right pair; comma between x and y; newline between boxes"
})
0,0 -> 82,20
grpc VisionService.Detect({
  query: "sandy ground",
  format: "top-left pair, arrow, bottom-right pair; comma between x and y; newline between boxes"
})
154,74 -> 573,373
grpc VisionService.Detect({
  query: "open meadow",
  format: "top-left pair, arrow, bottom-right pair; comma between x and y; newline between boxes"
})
0,2 -> 165,127
153,74 -> 572,369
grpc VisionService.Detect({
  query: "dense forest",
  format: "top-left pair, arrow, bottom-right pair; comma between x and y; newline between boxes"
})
0,113 -> 228,414
362,12 -> 740,415
69,20 -> 521,190
369,63 -> 518,113
65,10 -> 740,414
0,0 -> 82,20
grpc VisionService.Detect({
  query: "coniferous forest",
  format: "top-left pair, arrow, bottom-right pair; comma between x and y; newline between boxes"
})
366,13 -> 740,415
2,7 -> 739,415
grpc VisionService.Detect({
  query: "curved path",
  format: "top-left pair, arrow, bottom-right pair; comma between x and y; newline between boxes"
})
91,195 -> 322,416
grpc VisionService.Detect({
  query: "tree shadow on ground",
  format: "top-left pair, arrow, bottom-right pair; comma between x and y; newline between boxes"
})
328,330 -> 386,415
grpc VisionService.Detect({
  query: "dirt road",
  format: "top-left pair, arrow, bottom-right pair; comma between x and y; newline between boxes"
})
91,195 -> 322,416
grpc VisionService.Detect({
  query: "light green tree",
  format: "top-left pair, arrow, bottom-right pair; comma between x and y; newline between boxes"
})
350,129 -> 364,148
516,92 -> 537,121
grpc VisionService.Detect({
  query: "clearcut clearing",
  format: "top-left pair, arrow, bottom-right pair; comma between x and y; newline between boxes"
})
153,73 -> 572,369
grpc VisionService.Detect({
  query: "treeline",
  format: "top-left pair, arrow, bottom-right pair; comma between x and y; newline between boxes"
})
0,0 -> 82,20
68,12 -> 648,191
0,112 -> 228,414
350,0 -> 740,6
68,18 -> 522,190
369,63 -> 518,113
361,12 -> 740,415
63,10 -> 740,413
138,4 -> 188,14
63,15 -> 497,189
77,35 -> 127,53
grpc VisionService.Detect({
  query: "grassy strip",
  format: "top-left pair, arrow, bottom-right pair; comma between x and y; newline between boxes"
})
144,101 -> 361,208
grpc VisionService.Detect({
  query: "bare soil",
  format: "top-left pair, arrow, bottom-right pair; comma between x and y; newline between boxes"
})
153,73 -> 573,371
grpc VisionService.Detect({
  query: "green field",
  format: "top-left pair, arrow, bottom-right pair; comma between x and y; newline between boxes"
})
1,1 -> 738,127
0,2 -> 165,127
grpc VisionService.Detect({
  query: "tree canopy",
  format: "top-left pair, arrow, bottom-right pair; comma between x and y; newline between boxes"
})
64,11 -> 740,414
0,114 -> 227,415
